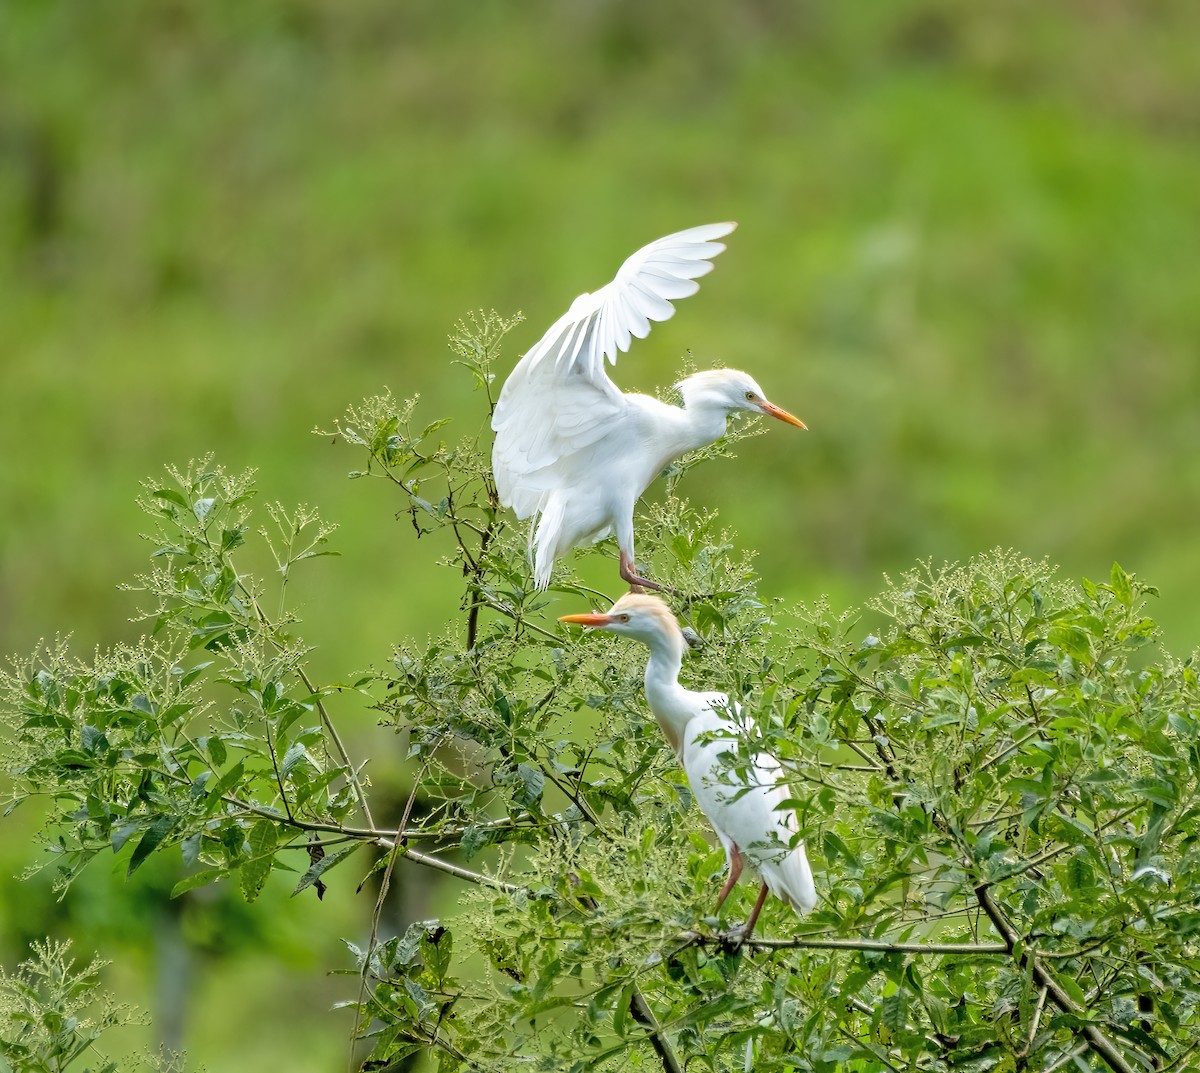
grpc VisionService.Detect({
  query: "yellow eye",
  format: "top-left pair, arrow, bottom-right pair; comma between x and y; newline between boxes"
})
745,390 -> 756,401
620,614 -> 630,622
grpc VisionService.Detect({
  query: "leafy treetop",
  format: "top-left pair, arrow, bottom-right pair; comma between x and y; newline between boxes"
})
3,313 -> 1199,1073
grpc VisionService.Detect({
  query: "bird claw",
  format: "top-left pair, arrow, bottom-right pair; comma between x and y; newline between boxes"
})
623,571 -> 667,594
715,926 -> 750,953
618,552 -> 678,595
626,574 -> 685,597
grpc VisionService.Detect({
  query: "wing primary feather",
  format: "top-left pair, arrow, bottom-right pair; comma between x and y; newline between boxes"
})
611,292 -> 637,353
642,254 -> 718,276
563,313 -> 592,370
638,269 -> 701,299
629,278 -> 676,321
551,317 -> 580,371
517,222 -> 736,380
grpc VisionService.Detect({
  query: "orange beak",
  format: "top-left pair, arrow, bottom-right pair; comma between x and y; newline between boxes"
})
759,401 -> 807,429
558,612 -> 615,628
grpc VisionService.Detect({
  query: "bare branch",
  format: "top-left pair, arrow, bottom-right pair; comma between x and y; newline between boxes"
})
677,931 -> 1008,956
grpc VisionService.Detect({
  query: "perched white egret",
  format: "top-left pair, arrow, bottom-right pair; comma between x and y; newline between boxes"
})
559,593 -> 816,939
492,222 -> 806,591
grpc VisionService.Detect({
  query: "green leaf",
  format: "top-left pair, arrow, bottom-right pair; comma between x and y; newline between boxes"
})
419,925 -> 453,985
80,724 -> 109,754
206,735 -> 227,767
880,991 -> 907,1033
239,820 -> 278,903
1065,853 -> 1094,892
1131,778 -> 1177,809
280,742 -> 310,780
1056,973 -> 1088,1008
171,867 -> 226,898
419,417 -> 452,439
180,831 -> 202,868
179,661 -> 214,688
461,823 -> 491,862
158,702 -> 192,726
515,762 -> 544,809
277,701 -> 309,737
611,980 -> 635,1039
130,693 -> 155,717
403,977 -> 434,1019
127,814 -> 178,877
1110,561 -> 1133,607
221,526 -> 247,552
209,758 -> 245,803
292,844 -> 361,897
111,821 -> 141,854
1048,624 -> 1092,663
291,767 -> 343,809
151,488 -> 189,509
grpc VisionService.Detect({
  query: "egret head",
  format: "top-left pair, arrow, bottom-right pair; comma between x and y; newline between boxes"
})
558,592 -> 686,651
677,369 -> 806,428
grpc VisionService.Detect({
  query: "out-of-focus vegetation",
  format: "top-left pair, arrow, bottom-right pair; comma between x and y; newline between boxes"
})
0,939 -> 184,1073
2,1 -> 1198,1069
4,1 -> 1199,662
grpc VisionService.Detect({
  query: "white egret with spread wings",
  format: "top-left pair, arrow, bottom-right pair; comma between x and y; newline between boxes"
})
492,223 -> 805,591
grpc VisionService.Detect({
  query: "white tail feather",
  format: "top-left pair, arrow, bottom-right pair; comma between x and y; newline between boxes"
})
763,842 -> 817,915
531,494 -> 565,589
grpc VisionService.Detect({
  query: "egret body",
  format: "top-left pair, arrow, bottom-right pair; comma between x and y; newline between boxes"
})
560,593 -> 816,938
492,223 -> 805,590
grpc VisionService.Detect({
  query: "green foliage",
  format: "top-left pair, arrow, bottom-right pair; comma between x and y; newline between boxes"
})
5,316 -> 1200,1072
2,460 -> 367,903
0,939 -> 181,1073
764,554 -> 1200,1071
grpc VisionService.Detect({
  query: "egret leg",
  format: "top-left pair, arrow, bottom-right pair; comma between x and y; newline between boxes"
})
715,844 -> 744,910
740,882 -> 770,942
619,550 -> 664,594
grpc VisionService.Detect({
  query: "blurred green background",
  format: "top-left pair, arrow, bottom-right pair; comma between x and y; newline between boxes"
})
2,1 -> 1198,1068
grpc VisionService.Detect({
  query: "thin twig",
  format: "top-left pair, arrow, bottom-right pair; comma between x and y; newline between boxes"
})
262,712 -> 294,822
1027,984 -> 1049,1052
994,804 -> 1141,883
977,726 -> 1045,774
465,596 -> 563,644
385,843 -> 524,895
239,582 -> 377,830
842,739 -> 883,770
296,663 -> 376,830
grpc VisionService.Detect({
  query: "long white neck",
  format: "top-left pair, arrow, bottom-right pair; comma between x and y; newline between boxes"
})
666,395 -> 730,457
640,629 -> 701,759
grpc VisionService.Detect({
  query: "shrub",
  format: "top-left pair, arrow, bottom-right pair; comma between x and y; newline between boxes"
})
3,315 -> 1197,1072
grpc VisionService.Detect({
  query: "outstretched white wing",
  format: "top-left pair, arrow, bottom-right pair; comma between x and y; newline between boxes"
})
492,222 -> 736,517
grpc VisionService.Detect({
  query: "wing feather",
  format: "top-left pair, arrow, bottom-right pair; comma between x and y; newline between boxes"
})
561,316 -> 589,371
638,270 -> 702,300
492,222 -> 736,515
